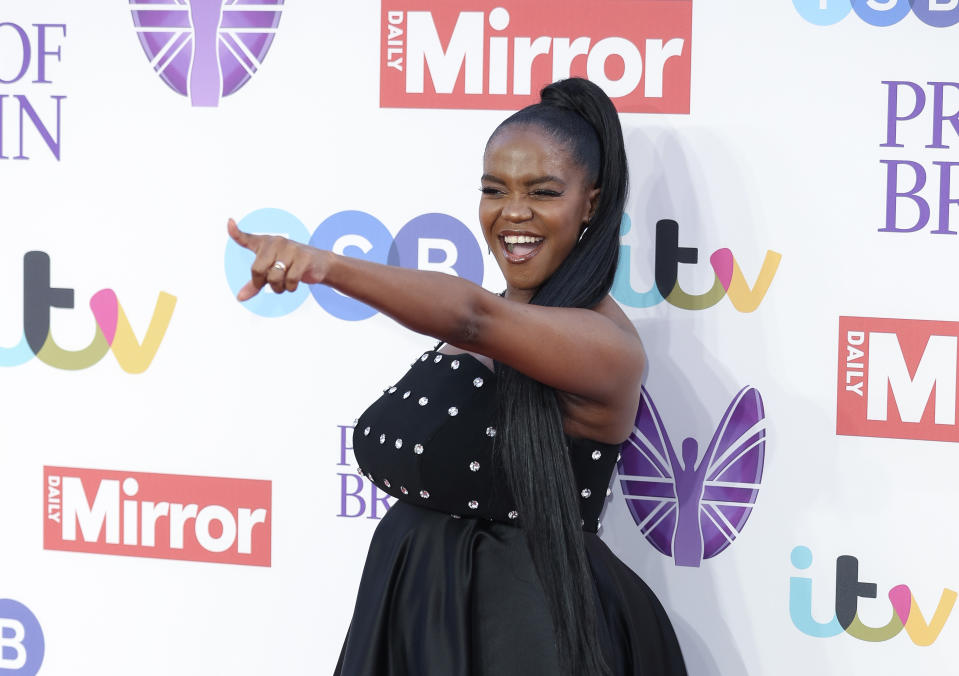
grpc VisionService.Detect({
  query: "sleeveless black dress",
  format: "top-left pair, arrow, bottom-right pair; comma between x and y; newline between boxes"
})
335,349 -> 687,676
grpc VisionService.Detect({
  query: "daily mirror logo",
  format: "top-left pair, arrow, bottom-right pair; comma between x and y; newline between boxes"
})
44,467 -> 272,567
129,0 -> 284,107
837,316 -> 959,443
380,1 -> 693,113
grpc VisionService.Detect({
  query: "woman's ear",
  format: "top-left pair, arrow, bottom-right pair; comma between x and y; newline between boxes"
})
586,187 -> 601,221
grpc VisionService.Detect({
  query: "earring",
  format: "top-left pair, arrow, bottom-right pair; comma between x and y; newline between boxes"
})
487,245 -> 492,255
578,222 -> 590,243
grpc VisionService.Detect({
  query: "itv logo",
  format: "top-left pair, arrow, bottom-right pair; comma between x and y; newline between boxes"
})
837,316 -> 959,443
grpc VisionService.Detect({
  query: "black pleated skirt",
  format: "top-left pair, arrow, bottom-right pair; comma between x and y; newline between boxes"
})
335,501 -> 687,675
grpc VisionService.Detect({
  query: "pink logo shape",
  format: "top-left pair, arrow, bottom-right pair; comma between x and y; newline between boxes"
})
130,0 -> 284,106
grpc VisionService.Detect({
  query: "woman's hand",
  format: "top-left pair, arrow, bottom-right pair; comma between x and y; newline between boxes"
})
227,218 -> 329,301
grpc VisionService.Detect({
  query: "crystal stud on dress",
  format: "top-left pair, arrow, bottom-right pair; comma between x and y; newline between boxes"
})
395,439 -> 403,449
434,355 -> 443,363
469,461 -> 480,472
468,500 -> 479,509
508,510 -> 519,520
418,397 -> 428,406
606,487 -> 612,496
384,479 -> 391,488
400,486 -> 408,495
403,391 -> 411,399
451,360 -> 460,370
414,444 -> 424,455
591,450 -> 602,460
581,488 -> 592,498
448,407 -> 459,416
485,427 -> 497,438
420,354 -> 429,361
364,427 -> 370,436
388,386 -> 397,394
379,434 -> 386,444
419,490 -> 430,499
473,377 -> 484,388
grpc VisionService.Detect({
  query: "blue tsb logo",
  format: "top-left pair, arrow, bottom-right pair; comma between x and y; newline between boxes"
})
0,599 -> 44,675
225,208 -> 484,321
794,0 -> 959,26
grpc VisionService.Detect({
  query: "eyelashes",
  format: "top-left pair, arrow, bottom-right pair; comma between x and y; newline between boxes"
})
478,187 -> 565,198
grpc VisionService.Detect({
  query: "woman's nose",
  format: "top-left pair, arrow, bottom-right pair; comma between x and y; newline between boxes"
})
501,197 -> 532,222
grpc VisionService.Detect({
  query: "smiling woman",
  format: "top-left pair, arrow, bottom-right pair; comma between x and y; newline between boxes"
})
228,78 -> 687,676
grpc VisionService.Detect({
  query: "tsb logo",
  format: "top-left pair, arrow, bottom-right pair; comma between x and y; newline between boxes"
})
380,1 -> 692,113
0,599 -> 44,675
837,316 -> 959,443
225,208 -> 483,321
44,466 -> 272,567
794,0 -> 959,27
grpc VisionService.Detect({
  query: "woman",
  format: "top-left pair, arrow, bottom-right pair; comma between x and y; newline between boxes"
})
229,78 -> 687,675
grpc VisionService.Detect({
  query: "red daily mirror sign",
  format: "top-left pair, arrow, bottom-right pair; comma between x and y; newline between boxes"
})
837,316 -> 959,443
380,1 -> 693,113
44,466 -> 272,567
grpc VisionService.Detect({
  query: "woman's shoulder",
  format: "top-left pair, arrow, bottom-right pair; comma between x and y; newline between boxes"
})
593,294 -> 641,342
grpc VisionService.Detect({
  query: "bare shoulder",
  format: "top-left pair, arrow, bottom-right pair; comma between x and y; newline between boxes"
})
593,294 -> 641,342
558,295 -> 644,443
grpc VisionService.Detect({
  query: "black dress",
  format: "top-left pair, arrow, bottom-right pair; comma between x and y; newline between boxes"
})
335,349 -> 687,675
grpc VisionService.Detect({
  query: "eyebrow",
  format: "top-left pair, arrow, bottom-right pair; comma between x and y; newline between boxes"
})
480,174 -> 567,187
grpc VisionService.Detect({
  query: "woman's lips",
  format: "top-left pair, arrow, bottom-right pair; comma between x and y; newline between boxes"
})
499,234 -> 544,263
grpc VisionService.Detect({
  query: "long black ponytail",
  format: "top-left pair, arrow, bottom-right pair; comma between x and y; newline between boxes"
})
491,78 -> 628,675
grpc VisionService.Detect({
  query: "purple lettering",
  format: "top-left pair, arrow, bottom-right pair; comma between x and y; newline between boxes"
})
881,81 -> 925,148
932,161 -> 959,235
879,159 -> 929,233
338,473 -> 366,518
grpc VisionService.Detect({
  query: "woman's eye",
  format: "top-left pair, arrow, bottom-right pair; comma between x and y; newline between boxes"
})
532,189 -> 562,197
479,187 -> 502,195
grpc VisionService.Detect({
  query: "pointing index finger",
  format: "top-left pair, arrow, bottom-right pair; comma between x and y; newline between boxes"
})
227,218 -> 260,251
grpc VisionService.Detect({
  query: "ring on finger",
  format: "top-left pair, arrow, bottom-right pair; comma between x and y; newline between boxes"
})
271,260 -> 287,272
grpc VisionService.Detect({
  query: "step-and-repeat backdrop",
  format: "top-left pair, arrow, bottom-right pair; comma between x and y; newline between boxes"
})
1,1 -> 957,674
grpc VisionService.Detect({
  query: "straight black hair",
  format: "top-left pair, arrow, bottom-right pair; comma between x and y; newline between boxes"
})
490,78 -> 628,676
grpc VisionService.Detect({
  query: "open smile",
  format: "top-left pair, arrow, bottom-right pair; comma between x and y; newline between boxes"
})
498,232 -> 545,263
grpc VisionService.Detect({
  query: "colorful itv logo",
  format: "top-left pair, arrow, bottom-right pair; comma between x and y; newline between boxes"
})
618,386 -> 766,567
790,546 -> 956,645
837,316 -> 958,443
130,0 -> 284,106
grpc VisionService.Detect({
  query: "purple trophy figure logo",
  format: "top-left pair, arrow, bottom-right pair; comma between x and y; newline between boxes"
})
130,0 -> 284,107
619,386 -> 766,567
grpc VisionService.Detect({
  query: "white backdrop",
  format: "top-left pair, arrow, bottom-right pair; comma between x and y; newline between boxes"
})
1,2 -> 957,675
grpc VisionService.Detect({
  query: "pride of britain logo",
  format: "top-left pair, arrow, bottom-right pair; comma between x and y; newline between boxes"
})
618,386 -> 766,567
129,0 -> 284,106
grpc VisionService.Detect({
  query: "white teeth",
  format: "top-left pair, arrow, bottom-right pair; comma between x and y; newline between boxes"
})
503,235 -> 544,244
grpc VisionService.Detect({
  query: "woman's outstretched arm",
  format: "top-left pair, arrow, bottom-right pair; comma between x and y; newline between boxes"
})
229,219 -> 643,418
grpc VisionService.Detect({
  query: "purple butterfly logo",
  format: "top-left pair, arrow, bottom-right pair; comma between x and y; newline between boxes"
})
618,386 -> 766,567
130,0 -> 284,107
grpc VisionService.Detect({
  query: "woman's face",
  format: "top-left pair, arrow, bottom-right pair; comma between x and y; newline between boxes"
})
479,124 -> 599,303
